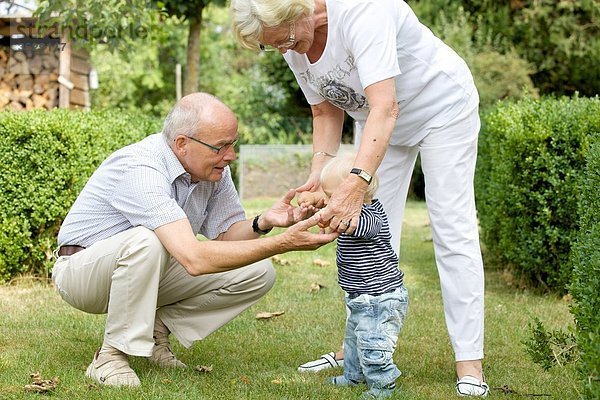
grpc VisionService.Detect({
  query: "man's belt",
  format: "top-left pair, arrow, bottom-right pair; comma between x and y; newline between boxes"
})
58,245 -> 86,256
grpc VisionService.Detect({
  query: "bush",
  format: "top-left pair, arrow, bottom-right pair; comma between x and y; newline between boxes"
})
0,109 -> 162,282
523,317 -> 578,371
469,49 -> 538,111
569,138 -> 600,398
475,95 -> 600,291
509,0 -> 600,97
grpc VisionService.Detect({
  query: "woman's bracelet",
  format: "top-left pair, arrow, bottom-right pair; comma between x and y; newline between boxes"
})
313,151 -> 336,158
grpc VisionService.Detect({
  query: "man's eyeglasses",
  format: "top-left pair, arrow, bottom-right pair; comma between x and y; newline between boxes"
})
259,22 -> 295,52
187,135 -> 238,154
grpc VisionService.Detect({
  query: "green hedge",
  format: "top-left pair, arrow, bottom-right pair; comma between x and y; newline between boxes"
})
475,95 -> 600,291
0,109 -> 162,282
569,137 -> 600,399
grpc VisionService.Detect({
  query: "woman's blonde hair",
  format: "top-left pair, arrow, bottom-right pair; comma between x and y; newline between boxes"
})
230,0 -> 314,50
320,153 -> 379,200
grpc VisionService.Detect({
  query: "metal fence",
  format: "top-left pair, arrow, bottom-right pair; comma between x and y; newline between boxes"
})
239,144 -> 355,199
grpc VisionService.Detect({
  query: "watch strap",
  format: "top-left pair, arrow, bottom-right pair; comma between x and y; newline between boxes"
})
350,168 -> 373,184
252,214 -> 273,235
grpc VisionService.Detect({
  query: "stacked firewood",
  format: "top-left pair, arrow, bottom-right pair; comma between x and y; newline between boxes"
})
0,46 -> 59,111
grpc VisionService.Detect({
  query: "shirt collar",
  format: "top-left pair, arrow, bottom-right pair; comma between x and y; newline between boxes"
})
157,133 -> 189,184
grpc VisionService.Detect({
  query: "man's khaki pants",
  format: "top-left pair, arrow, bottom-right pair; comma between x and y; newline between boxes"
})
52,227 -> 275,356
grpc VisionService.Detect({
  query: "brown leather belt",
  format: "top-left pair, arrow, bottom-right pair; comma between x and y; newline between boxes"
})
58,245 -> 86,256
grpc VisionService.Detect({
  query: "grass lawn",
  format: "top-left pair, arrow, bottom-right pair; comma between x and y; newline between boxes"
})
0,200 -> 579,399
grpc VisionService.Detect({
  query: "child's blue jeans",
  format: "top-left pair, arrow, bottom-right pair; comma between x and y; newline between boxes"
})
343,285 -> 409,389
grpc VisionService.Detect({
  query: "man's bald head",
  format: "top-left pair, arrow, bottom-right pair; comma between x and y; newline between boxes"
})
162,93 -> 237,142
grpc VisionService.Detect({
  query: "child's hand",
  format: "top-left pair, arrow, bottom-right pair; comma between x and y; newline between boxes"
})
297,191 -> 327,209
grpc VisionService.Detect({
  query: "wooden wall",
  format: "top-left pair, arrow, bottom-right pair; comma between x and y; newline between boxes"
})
0,17 -> 92,111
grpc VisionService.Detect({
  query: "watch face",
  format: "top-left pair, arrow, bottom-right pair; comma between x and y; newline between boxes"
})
362,171 -> 373,183
351,168 -> 372,184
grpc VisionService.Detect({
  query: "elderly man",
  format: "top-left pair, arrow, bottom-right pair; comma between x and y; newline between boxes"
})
52,92 -> 337,387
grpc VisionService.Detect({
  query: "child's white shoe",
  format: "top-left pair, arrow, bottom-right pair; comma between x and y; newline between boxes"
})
297,352 -> 343,372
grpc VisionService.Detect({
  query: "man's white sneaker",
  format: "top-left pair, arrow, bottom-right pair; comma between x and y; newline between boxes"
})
85,348 -> 141,387
456,375 -> 489,397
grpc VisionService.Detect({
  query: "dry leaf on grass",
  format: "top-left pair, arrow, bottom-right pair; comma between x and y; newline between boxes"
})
271,255 -> 292,266
309,282 -> 326,293
240,375 -> 250,384
255,311 -> 285,320
24,372 -> 59,393
312,258 -> 330,267
195,365 -> 213,373
271,378 -> 283,384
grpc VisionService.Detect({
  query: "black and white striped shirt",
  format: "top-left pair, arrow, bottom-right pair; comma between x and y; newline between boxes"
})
337,199 -> 403,296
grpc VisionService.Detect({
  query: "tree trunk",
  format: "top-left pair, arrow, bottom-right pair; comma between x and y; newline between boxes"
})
184,10 -> 203,95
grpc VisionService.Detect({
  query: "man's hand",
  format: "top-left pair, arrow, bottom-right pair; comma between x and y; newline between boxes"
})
260,189 -> 313,229
281,212 -> 339,251
156,212 -> 338,276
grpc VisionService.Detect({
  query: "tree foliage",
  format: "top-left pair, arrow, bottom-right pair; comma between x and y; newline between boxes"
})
34,0 -> 598,135
89,18 -> 185,117
35,0 -> 161,49
410,0 -> 600,96
155,0 -> 227,94
35,0 -> 228,96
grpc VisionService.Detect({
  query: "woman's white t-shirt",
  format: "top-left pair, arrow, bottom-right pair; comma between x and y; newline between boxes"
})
283,0 -> 477,146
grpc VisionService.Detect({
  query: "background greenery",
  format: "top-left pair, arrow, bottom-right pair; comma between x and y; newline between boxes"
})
0,110 -> 161,282
568,137 -> 600,399
474,96 -> 599,397
36,0 -> 599,141
475,95 -> 600,291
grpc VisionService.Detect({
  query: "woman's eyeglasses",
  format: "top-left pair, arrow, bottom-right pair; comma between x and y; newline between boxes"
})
259,22 -> 295,52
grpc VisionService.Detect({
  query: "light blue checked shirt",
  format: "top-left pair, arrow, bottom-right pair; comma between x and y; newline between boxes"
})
57,133 -> 245,248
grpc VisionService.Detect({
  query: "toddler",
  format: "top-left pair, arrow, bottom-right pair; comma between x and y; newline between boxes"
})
299,153 -> 408,400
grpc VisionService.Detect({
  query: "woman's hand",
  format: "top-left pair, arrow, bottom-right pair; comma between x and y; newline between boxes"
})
295,170 -> 322,193
319,175 -> 367,234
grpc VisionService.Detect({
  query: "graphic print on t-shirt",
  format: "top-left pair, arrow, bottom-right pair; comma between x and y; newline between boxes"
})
319,80 -> 367,111
297,55 -> 368,112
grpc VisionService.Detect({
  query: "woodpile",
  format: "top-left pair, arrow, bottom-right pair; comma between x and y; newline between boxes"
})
0,46 -> 60,111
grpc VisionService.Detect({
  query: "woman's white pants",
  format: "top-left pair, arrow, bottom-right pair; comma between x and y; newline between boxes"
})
356,95 -> 484,361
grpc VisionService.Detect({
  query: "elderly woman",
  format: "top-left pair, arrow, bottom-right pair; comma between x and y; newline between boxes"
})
231,0 -> 488,396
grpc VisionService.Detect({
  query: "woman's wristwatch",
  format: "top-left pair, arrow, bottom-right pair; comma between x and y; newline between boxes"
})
350,168 -> 373,184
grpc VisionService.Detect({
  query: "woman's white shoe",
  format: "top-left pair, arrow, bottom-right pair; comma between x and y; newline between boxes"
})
456,375 -> 489,397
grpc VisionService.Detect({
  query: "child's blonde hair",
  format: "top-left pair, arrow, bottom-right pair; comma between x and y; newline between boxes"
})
320,153 -> 379,200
